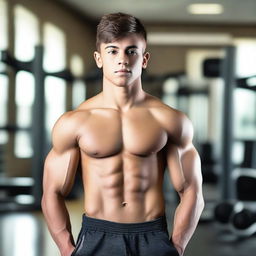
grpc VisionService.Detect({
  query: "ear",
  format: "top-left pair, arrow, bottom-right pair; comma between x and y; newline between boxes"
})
142,52 -> 150,69
94,51 -> 103,68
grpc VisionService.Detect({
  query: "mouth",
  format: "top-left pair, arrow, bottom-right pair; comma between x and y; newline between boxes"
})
115,69 -> 131,74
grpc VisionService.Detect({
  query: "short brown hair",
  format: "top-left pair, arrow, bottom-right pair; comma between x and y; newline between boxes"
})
96,12 -> 147,51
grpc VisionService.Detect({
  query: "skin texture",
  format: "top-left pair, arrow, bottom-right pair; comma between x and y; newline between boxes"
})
41,34 -> 204,256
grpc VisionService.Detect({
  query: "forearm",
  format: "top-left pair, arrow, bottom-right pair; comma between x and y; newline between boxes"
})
171,189 -> 204,255
41,192 -> 75,255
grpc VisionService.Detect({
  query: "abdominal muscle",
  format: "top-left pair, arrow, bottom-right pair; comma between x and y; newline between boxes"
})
81,151 -> 166,223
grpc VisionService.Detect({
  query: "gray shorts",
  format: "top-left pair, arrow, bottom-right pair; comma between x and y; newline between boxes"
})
71,214 -> 179,256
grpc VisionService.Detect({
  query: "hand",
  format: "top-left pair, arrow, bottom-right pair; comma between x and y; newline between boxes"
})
170,240 -> 183,256
61,245 -> 76,256
174,245 -> 183,256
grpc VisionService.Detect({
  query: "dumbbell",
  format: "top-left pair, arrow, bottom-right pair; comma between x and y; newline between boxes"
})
231,208 -> 256,236
214,201 -> 234,224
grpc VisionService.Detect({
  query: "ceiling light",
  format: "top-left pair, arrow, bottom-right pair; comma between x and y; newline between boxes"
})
187,4 -> 223,15
147,32 -> 232,46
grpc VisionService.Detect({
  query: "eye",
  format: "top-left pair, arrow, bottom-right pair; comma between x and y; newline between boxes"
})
127,49 -> 138,55
108,49 -> 118,55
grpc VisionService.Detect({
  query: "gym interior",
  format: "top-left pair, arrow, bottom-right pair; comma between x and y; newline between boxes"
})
0,0 -> 256,255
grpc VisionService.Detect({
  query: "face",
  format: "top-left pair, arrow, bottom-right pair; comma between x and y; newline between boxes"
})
94,34 -> 150,87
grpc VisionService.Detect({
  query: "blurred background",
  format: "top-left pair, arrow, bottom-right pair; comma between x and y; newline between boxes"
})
0,0 -> 256,255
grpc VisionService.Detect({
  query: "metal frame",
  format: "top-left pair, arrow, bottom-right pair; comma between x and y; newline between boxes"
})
220,46 -> 236,200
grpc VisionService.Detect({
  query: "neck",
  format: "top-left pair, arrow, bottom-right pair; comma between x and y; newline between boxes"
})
101,77 -> 145,112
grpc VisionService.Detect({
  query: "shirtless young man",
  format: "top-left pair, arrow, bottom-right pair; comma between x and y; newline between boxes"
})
41,13 -> 204,256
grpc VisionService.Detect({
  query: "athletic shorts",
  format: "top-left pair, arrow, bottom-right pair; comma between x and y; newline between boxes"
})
71,214 -> 179,256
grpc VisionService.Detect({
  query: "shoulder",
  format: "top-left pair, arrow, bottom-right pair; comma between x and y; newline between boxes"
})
51,109 -> 90,153
53,109 -> 89,133
145,93 -> 186,126
51,94 -> 103,151
146,94 -> 193,147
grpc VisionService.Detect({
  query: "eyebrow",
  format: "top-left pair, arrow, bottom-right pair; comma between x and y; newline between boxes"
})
104,45 -> 139,50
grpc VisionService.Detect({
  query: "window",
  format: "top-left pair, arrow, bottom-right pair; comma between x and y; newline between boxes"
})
0,75 -> 8,144
43,23 -> 66,141
14,72 -> 35,157
14,5 -> 39,61
70,54 -> 86,109
235,39 -> 256,78
72,80 -> 86,109
45,77 -> 66,141
0,0 -> 8,144
15,72 -> 35,127
14,5 -> 39,158
43,23 -> 66,72
233,39 -> 256,139
234,88 -> 256,139
0,0 -> 8,53
162,78 -> 179,108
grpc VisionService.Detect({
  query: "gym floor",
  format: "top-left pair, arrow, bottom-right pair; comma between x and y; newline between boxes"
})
0,197 -> 255,256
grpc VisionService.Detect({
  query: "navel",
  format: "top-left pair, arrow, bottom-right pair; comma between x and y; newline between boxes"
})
122,201 -> 127,207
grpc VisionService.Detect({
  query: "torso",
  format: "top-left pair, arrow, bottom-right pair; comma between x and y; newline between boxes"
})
74,93 -> 178,223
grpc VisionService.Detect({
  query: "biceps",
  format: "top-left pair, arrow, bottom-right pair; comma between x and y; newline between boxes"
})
167,144 -> 186,193
167,144 -> 202,193
180,147 -> 202,190
43,147 -> 80,196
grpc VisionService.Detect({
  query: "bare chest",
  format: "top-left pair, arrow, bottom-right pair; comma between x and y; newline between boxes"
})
78,109 -> 168,158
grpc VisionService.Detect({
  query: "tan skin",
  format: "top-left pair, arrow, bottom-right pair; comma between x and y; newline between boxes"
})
41,34 -> 204,256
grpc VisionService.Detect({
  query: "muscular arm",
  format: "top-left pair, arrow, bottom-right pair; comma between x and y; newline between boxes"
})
41,112 -> 80,256
166,114 -> 204,256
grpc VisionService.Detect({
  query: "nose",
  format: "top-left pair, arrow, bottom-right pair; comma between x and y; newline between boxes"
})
118,52 -> 128,66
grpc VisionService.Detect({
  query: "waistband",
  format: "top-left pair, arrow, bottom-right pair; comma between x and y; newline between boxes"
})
82,214 -> 168,234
